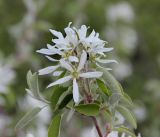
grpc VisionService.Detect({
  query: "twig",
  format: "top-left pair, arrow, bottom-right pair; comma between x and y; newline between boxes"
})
91,117 -> 103,137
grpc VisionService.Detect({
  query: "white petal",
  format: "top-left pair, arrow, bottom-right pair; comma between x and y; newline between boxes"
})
77,50 -> 87,71
53,71 -> 63,76
36,49 -> 55,55
47,75 -> 72,88
52,39 -> 67,46
73,79 -> 79,103
65,27 -> 75,36
79,71 -> 103,78
96,47 -> 113,53
45,56 -> 59,62
88,30 -> 96,39
46,44 -> 63,55
38,65 -> 60,75
68,56 -> 79,62
60,59 -> 73,72
78,25 -> 87,39
49,29 -> 64,39
96,59 -> 118,64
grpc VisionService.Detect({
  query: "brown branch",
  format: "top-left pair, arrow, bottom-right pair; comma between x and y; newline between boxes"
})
91,117 -> 103,137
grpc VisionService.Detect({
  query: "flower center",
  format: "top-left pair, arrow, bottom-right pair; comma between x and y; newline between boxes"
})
72,71 -> 79,78
63,51 -> 72,58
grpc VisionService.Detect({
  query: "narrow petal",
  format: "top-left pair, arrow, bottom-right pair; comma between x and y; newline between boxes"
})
46,44 -> 63,55
79,71 -> 103,78
96,47 -> 113,53
73,79 -> 79,103
38,65 -> 60,75
45,56 -> 59,62
68,56 -> 79,62
47,75 -> 72,88
53,71 -> 63,76
96,59 -> 118,64
78,25 -> 87,39
49,29 -> 64,39
60,59 -> 73,72
36,49 -> 55,55
77,50 -> 87,71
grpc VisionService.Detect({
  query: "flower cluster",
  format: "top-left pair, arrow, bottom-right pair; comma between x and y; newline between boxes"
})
37,23 -> 117,103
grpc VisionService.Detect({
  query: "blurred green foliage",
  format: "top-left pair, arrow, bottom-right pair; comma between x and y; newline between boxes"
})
0,0 -> 160,137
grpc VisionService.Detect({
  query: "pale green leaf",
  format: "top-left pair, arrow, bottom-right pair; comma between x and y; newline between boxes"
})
120,93 -> 134,107
113,126 -> 136,137
75,103 -> 100,116
103,110 -> 113,123
26,70 -> 48,103
15,107 -> 42,130
109,93 -> 121,106
51,86 -> 68,110
96,79 -> 112,96
48,114 -> 62,137
116,105 -> 137,129
98,68 -> 122,94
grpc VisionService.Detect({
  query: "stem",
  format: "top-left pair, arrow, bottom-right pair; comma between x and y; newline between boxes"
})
91,117 -> 103,137
82,62 -> 104,137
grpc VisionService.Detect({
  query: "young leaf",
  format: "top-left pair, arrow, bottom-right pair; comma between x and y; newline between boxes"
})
116,105 -> 137,129
58,93 -> 73,109
98,68 -> 122,94
96,79 -> 112,96
75,103 -> 100,116
113,126 -> 136,137
120,93 -> 134,107
48,113 -> 62,137
26,70 -> 48,103
109,93 -> 121,106
51,86 -> 68,110
103,110 -> 112,123
15,107 -> 42,130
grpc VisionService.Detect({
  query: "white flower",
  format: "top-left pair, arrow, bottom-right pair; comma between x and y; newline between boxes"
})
26,133 -> 34,137
36,23 -> 116,103
37,22 -> 114,61
107,2 -> 135,23
47,51 -> 103,103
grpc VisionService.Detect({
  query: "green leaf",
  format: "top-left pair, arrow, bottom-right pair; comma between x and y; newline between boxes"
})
96,79 -> 112,96
15,107 -> 42,130
113,126 -> 136,137
26,70 -> 48,103
58,93 -> 73,109
48,114 -> 62,137
75,103 -> 100,116
116,105 -> 137,129
51,86 -> 68,110
120,93 -> 134,107
98,68 -> 122,94
109,93 -> 121,106
103,110 -> 112,123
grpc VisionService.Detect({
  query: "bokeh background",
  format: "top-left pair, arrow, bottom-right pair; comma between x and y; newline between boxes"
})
0,0 -> 160,137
